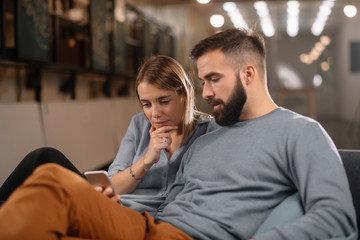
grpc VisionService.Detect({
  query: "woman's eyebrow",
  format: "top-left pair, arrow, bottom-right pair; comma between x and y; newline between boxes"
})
139,95 -> 172,102
157,95 -> 172,101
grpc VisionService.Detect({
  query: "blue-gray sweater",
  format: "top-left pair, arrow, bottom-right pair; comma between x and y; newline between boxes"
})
156,107 -> 357,239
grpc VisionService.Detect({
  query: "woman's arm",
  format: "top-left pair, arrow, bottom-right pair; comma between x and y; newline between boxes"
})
111,124 -> 177,194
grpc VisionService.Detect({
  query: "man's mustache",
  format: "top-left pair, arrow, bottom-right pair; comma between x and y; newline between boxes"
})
207,98 -> 224,106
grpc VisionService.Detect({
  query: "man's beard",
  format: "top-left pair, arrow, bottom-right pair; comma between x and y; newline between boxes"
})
212,75 -> 247,126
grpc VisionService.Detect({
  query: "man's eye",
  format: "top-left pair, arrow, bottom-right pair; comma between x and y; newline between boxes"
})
160,100 -> 170,105
210,78 -> 219,82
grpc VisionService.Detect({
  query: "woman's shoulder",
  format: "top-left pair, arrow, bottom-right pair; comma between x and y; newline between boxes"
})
195,113 -> 211,123
132,112 -> 147,121
130,112 -> 151,129
195,113 -> 220,131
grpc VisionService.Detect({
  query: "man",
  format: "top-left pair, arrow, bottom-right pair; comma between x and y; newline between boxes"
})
0,28 -> 357,239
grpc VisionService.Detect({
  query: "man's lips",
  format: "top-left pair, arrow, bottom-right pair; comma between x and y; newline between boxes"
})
211,103 -> 221,110
208,100 -> 222,110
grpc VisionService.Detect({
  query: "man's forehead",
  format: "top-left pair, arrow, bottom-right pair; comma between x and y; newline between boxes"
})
196,50 -> 229,78
197,49 -> 224,63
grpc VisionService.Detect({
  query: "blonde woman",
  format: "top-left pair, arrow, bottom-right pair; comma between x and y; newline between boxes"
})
108,55 -> 219,214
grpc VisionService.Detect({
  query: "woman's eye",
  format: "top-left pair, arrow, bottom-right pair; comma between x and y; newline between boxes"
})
142,103 -> 150,108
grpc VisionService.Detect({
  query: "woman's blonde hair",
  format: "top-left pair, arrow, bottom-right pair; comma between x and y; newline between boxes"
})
135,55 -> 204,138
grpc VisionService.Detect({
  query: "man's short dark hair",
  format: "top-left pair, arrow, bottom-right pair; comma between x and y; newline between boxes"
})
190,28 -> 266,73
190,28 -> 266,60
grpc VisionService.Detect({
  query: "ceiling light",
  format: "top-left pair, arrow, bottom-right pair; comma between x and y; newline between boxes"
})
344,4 -> 357,18
300,53 -> 312,64
254,1 -> 275,37
320,35 -> 331,45
223,2 -> 237,12
210,14 -> 225,28
313,74 -> 323,87
197,0 -> 211,4
287,0 -> 300,37
299,35 -> 331,65
309,51 -> 320,61
311,0 -> 335,36
321,61 -> 330,71
314,42 -> 325,52
223,2 -> 249,29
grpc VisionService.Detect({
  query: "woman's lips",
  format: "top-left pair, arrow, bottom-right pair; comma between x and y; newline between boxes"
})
154,121 -> 168,128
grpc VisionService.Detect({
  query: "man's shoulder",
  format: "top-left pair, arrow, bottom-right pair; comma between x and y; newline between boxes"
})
273,108 -> 326,140
275,107 -> 318,126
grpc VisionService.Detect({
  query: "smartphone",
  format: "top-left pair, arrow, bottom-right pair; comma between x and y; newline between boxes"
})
84,170 -> 118,195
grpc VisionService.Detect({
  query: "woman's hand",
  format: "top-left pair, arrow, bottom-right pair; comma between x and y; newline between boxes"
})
94,186 -> 121,203
146,125 -> 178,165
109,124 -> 178,195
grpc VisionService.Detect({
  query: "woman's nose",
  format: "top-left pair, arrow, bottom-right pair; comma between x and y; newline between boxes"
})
152,104 -> 161,118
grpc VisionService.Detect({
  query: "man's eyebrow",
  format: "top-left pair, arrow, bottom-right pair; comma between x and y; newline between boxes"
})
200,72 -> 223,80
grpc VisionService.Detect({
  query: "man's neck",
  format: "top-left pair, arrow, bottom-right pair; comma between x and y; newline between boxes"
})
239,99 -> 278,121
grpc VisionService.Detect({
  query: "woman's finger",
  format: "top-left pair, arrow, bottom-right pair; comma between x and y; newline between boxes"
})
94,186 -> 104,192
103,186 -> 115,197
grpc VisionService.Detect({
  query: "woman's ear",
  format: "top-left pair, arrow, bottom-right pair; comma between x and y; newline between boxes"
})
183,95 -> 187,107
181,91 -> 187,103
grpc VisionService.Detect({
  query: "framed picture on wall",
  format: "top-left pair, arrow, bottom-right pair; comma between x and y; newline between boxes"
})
350,42 -> 360,73
17,0 -> 50,62
90,0 -> 109,71
114,0 -> 127,74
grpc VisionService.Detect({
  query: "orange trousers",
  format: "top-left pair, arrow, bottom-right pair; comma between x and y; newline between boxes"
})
0,163 -> 192,240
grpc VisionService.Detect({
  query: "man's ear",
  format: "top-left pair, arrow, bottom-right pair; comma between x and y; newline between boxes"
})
241,65 -> 256,85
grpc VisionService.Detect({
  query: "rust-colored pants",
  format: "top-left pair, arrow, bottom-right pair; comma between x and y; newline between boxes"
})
0,163 -> 192,240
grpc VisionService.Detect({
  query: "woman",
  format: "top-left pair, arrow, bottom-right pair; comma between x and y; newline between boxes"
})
107,55 -> 219,214
0,56 -> 219,214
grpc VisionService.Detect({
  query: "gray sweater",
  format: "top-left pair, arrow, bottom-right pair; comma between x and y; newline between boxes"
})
156,107 -> 357,240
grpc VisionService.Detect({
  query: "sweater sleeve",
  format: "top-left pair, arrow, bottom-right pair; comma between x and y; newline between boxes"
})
255,121 -> 357,240
107,114 -> 142,177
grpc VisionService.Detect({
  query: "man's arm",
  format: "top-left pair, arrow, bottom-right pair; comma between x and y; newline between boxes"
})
254,122 -> 357,240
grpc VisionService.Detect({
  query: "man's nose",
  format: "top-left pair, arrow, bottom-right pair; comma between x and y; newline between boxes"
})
202,82 -> 214,100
